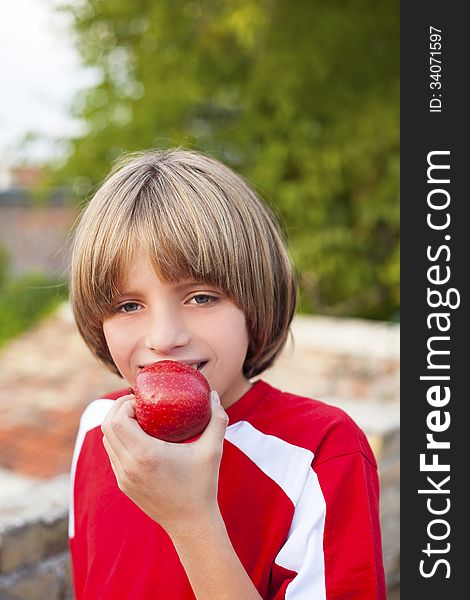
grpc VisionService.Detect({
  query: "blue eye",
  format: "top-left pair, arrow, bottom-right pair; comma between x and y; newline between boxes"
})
190,294 -> 218,305
118,302 -> 141,313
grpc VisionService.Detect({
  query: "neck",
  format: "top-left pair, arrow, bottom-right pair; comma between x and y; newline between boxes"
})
221,377 -> 253,410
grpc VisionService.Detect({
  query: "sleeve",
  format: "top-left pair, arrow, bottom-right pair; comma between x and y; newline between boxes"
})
267,451 -> 386,600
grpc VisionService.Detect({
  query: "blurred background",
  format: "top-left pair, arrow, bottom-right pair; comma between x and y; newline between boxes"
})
0,0 -> 399,598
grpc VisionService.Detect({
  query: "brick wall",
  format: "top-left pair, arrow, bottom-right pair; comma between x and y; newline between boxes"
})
0,204 -> 78,278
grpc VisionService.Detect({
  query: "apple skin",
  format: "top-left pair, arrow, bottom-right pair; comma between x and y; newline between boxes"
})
133,360 -> 211,442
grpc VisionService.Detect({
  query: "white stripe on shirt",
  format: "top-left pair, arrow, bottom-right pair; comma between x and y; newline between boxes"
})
68,399 -> 114,538
225,420 -> 327,599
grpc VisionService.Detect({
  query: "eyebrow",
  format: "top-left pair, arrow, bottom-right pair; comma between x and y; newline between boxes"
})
175,280 -> 211,289
117,280 -> 218,296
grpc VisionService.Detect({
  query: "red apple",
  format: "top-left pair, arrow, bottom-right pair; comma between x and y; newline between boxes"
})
133,360 -> 211,442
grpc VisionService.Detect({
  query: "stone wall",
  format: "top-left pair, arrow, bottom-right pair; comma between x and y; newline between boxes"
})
0,477 -> 71,599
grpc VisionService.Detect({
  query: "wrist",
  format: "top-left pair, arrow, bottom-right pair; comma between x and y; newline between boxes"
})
168,508 -> 263,600
168,506 -> 226,548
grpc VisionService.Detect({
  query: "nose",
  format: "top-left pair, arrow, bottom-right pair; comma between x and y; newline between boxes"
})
144,306 -> 191,355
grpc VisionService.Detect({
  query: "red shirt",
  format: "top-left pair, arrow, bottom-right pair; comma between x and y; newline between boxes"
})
69,380 -> 386,599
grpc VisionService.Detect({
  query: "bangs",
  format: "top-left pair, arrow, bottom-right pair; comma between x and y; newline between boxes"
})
86,159 -> 259,318
135,174 -> 241,293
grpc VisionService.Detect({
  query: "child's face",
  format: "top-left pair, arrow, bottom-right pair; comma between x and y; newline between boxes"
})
102,248 -> 252,408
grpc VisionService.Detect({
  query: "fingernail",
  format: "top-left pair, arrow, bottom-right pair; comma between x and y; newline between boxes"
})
211,390 -> 221,405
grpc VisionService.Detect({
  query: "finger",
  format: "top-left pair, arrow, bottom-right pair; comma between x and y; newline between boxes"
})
210,390 -> 229,425
107,397 -> 168,453
102,397 -> 140,458
101,410 -> 134,467
102,435 -> 123,482
197,391 -> 229,448
101,394 -> 135,436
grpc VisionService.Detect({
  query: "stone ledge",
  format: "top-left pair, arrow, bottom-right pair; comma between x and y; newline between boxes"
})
0,470 -> 38,505
0,475 -> 69,576
290,314 -> 400,359
0,475 -> 69,532
0,552 -> 72,600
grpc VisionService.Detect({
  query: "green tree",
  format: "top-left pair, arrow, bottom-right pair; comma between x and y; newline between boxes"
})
0,246 -> 69,346
59,0 -> 399,319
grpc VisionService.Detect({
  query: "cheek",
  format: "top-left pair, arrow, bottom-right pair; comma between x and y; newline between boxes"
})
230,315 -> 250,357
204,307 -> 250,361
102,320 -> 127,365
102,320 -> 114,349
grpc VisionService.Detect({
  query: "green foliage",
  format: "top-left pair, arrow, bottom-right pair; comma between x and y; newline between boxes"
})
58,0 -> 399,320
0,246 -> 10,291
0,270 -> 69,348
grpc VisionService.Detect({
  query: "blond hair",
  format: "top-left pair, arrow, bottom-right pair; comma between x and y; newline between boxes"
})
70,149 -> 297,378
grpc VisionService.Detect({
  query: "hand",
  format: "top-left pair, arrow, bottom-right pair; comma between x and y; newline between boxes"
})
101,390 -> 229,537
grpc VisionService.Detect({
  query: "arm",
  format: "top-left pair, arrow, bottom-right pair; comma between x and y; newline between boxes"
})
170,509 -> 262,600
101,392 -> 262,600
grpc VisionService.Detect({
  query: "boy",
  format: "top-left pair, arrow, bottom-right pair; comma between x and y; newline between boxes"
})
68,149 -> 386,599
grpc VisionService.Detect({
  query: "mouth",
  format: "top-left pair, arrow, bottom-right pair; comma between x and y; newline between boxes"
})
193,361 -> 208,371
138,360 -> 208,372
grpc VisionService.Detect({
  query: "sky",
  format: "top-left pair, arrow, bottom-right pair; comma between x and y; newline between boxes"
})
0,0 -> 97,165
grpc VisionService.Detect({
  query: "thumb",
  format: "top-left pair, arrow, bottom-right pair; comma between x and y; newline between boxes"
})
210,390 -> 229,430
199,391 -> 229,445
